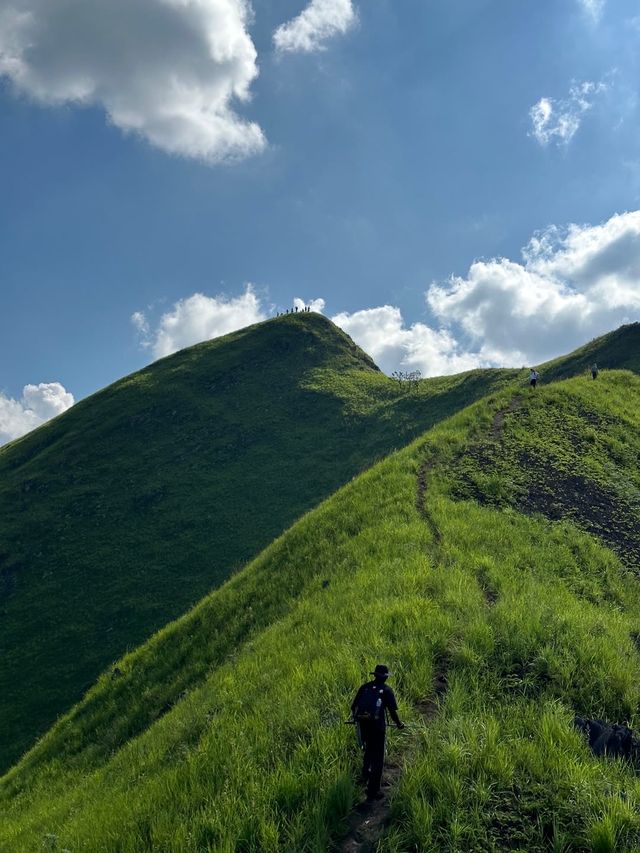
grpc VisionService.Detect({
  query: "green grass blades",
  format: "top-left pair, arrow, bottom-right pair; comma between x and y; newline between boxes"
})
538,322 -> 640,383
0,313 -> 517,772
3,368 -> 640,850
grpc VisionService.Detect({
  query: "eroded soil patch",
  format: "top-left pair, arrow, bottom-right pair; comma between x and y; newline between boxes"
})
490,395 -> 523,442
517,458 -> 640,568
448,397 -> 640,571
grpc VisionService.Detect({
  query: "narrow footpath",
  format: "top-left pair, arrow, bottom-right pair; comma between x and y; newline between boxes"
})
337,669 -> 448,853
337,406 -> 510,851
337,457 -> 448,852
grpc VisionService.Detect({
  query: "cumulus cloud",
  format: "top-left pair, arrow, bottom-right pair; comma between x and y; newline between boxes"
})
294,296 -> 326,312
530,81 -> 607,147
274,0 -> 356,53
0,0 -> 265,163
132,211 -> 640,376
0,382 -> 74,445
323,212 -> 640,375
427,210 -> 640,365
331,305 -> 483,377
133,284 -> 266,358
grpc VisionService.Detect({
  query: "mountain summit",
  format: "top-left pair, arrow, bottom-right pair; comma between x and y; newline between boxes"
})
0,312 -> 514,771
2,357 -> 640,851
1,317 -> 637,773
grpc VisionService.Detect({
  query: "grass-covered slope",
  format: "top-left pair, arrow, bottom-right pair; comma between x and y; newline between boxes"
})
3,371 -> 640,851
0,313 -> 520,772
539,322 -> 640,382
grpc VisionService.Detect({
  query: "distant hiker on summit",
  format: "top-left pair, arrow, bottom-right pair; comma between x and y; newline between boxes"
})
351,664 -> 405,801
529,369 -> 539,389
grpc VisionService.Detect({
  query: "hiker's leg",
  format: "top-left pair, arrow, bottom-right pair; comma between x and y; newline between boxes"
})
361,746 -> 370,779
366,730 -> 385,796
361,726 -> 373,779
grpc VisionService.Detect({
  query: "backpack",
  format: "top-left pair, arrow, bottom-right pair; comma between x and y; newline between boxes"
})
354,683 -> 385,722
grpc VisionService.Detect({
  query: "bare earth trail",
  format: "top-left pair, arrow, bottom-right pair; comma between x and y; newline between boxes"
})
415,395 -> 522,550
416,459 -> 442,546
465,392 -> 640,571
336,400 -> 520,852
490,395 -> 523,442
337,458 -> 451,853
337,669 -> 448,853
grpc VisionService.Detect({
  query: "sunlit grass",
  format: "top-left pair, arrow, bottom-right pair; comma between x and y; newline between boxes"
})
2,372 -> 640,850
0,313 -> 518,772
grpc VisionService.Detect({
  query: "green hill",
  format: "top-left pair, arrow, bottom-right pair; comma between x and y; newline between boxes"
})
538,322 -> 640,382
2,368 -> 640,851
0,313 -> 521,772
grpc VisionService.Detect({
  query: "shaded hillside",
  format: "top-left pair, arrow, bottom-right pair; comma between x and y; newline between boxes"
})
3,372 -> 640,851
0,313 -> 517,772
539,322 -> 640,382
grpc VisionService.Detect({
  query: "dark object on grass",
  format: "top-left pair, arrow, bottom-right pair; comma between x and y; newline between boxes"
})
351,665 -> 405,800
573,716 -> 638,761
322,579 -> 330,589
111,667 -> 122,680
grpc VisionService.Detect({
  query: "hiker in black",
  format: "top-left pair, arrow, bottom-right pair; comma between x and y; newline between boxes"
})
351,664 -> 404,800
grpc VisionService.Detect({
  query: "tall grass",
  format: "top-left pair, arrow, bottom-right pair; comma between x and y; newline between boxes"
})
0,313 -> 517,772
2,372 -> 640,850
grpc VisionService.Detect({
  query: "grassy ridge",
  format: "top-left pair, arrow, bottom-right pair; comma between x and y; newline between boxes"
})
3,372 -> 640,851
0,313 -> 519,772
443,369 -> 640,568
538,322 -> 640,382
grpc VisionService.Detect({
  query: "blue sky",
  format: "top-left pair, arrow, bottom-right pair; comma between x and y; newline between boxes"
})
1,0 -> 640,441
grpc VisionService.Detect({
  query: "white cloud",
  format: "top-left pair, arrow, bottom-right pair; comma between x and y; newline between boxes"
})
0,382 -> 74,445
294,296 -> 326,312
530,98 -> 580,147
529,81 -> 608,146
131,311 -> 150,339
0,0 -> 265,163
530,81 -> 607,147
132,211 -> 640,377
133,284 -> 266,358
274,0 -> 356,54
579,0 -> 604,22
331,305 -> 483,377
427,210 -> 640,365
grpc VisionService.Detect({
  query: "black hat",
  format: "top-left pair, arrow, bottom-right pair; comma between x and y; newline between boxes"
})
370,664 -> 391,677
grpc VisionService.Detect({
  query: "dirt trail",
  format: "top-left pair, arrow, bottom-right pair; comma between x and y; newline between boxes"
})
339,403 -> 510,851
416,396 -> 522,547
416,460 -> 442,545
337,760 -> 403,853
490,395 -> 523,442
337,446 -> 449,850
337,666 -> 448,853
